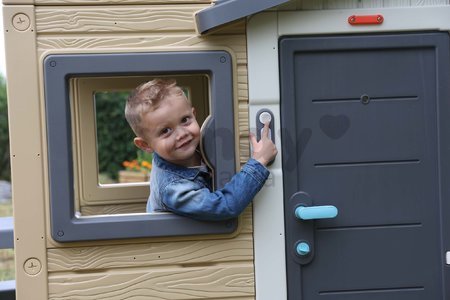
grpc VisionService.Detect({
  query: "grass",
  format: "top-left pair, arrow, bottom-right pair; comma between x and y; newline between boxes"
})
0,249 -> 14,281
98,172 -> 117,184
0,199 -> 15,281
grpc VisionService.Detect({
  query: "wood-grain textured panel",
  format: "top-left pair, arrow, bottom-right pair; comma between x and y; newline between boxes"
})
239,207 -> 253,233
35,5 -> 204,33
80,203 -> 146,215
48,233 -> 253,271
48,264 -> 254,300
37,34 -> 246,60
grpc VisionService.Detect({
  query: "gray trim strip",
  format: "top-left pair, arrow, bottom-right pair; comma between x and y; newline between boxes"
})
0,217 -> 13,249
195,0 -> 289,34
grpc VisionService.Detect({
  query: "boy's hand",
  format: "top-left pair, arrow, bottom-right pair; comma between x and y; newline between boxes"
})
250,122 -> 278,166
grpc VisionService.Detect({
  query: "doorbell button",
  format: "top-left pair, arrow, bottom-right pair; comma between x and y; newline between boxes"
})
259,112 -> 272,124
256,109 -> 275,166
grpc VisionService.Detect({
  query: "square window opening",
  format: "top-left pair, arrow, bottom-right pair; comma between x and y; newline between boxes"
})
71,75 -> 210,217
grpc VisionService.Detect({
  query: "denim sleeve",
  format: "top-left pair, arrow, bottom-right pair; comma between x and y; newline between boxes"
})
161,158 -> 270,221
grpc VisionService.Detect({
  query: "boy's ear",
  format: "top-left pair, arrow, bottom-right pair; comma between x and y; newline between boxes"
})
192,107 -> 196,116
134,137 -> 153,153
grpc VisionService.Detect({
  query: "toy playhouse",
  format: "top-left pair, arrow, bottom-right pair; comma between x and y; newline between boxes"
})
4,0 -> 450,299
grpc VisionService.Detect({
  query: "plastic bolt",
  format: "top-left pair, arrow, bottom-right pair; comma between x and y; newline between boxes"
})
296,242 -> 310,256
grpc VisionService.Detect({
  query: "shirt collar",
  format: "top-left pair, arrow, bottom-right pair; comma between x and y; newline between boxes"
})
153,152 -> 209,180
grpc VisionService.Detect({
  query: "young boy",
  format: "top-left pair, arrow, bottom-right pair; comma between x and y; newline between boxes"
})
125,78 -> 277,221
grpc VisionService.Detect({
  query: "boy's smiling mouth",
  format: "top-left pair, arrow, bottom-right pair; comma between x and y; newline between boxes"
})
177,138 -> 193,150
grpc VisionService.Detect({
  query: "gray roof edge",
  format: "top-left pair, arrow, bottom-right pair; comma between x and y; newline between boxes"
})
195,0 -> 289,35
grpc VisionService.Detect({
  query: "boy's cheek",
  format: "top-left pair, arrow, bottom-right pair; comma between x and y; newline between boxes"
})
159,139 -> 175,151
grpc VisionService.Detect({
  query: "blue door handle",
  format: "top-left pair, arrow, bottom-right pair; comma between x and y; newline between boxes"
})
295,205 -> 338,220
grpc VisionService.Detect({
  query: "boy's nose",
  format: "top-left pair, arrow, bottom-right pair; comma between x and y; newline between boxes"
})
176,127 -> 189,140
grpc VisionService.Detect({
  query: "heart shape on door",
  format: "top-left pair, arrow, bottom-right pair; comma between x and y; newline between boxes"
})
319,114 -> 350,139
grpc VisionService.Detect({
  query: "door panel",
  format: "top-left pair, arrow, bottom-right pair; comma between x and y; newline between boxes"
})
280,33 -> 450,299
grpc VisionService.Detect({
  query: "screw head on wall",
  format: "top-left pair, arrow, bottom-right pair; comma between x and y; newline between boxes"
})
23,258 -> 42,276
12,13 -> 31,31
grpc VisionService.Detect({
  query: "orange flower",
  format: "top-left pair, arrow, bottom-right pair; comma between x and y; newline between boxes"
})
122,157 -> 152,173
141,161 -> 152,169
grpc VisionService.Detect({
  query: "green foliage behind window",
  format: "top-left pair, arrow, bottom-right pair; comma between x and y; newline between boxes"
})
0,77 -> 10,181
95,91 -> 143,181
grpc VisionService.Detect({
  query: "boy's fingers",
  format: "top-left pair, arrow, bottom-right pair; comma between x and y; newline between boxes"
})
262,122 -> 270,138
249,132 -> 257,146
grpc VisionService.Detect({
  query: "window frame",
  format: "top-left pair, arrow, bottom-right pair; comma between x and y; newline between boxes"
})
44,51 -> 237,242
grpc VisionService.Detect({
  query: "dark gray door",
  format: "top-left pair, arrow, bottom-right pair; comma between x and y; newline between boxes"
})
280,33 -> 450,300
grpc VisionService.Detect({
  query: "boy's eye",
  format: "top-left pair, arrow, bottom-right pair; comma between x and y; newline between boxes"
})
181,116 -> 191,124
160,128 -> 172,136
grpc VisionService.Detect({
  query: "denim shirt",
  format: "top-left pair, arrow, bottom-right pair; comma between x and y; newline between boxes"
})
147,152 -> 270,221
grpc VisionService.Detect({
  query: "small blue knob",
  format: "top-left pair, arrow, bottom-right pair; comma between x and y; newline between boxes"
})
296,242 -> 310,256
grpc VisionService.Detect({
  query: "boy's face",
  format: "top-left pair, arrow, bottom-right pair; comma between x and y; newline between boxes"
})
135,93 -> 201,167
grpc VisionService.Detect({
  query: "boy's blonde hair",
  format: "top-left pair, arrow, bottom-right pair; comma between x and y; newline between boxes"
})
125,78 -> 187,137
